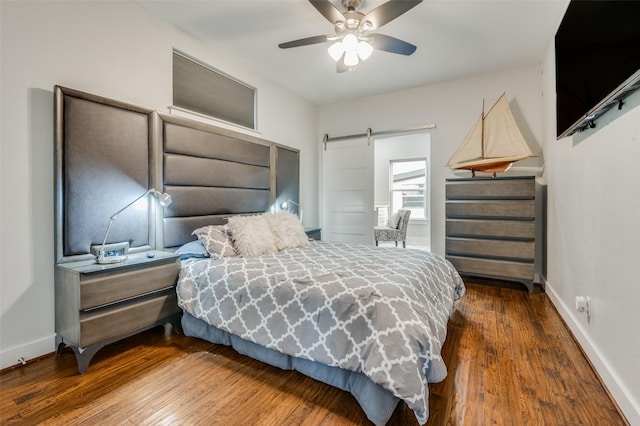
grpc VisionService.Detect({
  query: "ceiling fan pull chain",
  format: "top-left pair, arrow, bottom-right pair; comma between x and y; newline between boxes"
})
367,128 -> 372,145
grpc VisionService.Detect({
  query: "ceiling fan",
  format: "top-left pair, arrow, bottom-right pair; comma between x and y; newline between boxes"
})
279,0 -> 422,73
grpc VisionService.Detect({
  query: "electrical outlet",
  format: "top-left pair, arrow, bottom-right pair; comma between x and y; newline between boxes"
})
575,296 -> 592,322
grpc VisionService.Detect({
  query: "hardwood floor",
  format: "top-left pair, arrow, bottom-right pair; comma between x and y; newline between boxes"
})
0,282 -> 628,425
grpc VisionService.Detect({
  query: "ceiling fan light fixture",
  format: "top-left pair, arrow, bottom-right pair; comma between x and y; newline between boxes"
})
344,49 -> 359,66
328,41 -> 345,61
342,33 -> 358,50
357,40 -> 373,60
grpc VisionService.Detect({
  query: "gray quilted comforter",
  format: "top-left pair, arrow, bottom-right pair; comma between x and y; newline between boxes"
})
177,241 -> 465,424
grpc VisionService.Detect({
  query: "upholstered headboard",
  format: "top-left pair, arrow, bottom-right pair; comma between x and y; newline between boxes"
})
158,113 -> 300,248
159,113 -> 271,248
54,86 -> 300,262
54,86 -> 157,263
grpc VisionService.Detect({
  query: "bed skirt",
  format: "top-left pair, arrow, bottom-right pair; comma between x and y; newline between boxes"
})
182,312 -> 400,425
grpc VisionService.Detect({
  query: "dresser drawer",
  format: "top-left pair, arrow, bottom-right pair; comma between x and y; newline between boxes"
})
80,259 -> 179,310
446,199 -> 535,219
446,178 -> 535,199
446,237 -> 534,260
447,219 -> 535,240
79,290 -> 179,347
447,255 -> 534,281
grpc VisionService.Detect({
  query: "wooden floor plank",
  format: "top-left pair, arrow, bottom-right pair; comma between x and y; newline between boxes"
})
0,282 -> 628,425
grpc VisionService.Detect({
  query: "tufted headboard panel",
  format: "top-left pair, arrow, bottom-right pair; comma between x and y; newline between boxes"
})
54,86 -> 156,263
158,114 -> 275,248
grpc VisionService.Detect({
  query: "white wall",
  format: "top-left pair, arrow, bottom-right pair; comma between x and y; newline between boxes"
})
319,66 -> 544,256
0,1 -> 319,369
541,42 -> 640,424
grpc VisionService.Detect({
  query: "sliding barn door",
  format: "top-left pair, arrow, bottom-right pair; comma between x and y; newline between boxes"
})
322,137 -> 374,244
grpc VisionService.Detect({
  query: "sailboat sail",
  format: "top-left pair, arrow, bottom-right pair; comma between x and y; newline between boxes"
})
446,93 -> 533,173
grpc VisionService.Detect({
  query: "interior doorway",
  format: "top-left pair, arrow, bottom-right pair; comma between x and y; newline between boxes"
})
374,132 -> 431,250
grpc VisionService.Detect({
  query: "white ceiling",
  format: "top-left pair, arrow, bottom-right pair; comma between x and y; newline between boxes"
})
136,0 -> 569,106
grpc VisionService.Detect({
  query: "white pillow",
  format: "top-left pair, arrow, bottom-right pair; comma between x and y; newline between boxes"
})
227,214 -> 279,257
265,212 -> 309,250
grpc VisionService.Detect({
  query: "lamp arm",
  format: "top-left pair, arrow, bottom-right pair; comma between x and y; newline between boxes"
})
99,216 -> 117,253
109,188 -> 155,220
97,188 -> 156,259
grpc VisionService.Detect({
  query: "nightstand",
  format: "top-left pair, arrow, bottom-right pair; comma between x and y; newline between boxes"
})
55,250 -> 181,373
304,228 -> 321,241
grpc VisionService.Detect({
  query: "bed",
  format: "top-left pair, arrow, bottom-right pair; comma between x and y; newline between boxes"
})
52,85 -> 464,422
173,214 -> 465,425
155,111 -> 465,424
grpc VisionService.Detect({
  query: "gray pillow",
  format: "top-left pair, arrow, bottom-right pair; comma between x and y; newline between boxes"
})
389,212 -> 401,228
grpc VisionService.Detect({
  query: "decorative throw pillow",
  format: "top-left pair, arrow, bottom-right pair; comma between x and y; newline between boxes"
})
265,212 -> 309,251
227,214 -> 279,257
389,212 -> 401,229
192,225 -> 237,259
175,240 -> 210,260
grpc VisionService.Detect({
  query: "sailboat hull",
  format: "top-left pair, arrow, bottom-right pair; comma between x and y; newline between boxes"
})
460,162 -> 513,173
449,155 -> 530,173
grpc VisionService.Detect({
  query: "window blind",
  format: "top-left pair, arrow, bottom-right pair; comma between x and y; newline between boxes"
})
173,50 -> 256,129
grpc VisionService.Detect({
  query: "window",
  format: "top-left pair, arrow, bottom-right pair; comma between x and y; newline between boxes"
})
390,158 -> 427,220
172,50 -> 256,129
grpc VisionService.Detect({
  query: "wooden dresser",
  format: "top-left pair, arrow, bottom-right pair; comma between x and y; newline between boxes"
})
445,176 -> 543,292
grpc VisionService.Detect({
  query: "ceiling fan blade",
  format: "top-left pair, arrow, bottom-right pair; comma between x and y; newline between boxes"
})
369,33 -> 417,55
360,0 -> 423,31
279,35 -> 331,49
309,0 -> 345,25
337,55 -> 349,73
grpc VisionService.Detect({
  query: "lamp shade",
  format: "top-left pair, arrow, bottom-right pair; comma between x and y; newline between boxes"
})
342,33 -> 358,51
280,199 -> 303,223
357,41 -> 373,60
344,50 -> 359,67
328,42 -> 345,61
156,191 -> 172,206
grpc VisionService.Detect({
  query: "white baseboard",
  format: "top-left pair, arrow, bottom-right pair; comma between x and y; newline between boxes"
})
0,334 -> 55,370
545,281 -> 639,425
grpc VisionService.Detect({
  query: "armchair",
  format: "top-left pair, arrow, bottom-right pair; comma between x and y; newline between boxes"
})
374,209 -> 411,248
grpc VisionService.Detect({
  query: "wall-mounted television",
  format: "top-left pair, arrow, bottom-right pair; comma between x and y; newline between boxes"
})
555,1 -> 640,139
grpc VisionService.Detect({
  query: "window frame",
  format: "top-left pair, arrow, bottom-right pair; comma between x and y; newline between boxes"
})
389,157 -> 429,221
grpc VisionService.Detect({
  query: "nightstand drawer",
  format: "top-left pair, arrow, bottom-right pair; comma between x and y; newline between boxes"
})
80,260 -> 179,310
80,290 -> 179,347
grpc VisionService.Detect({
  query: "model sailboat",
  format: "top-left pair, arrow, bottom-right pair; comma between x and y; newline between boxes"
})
446,93 -> 533,176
